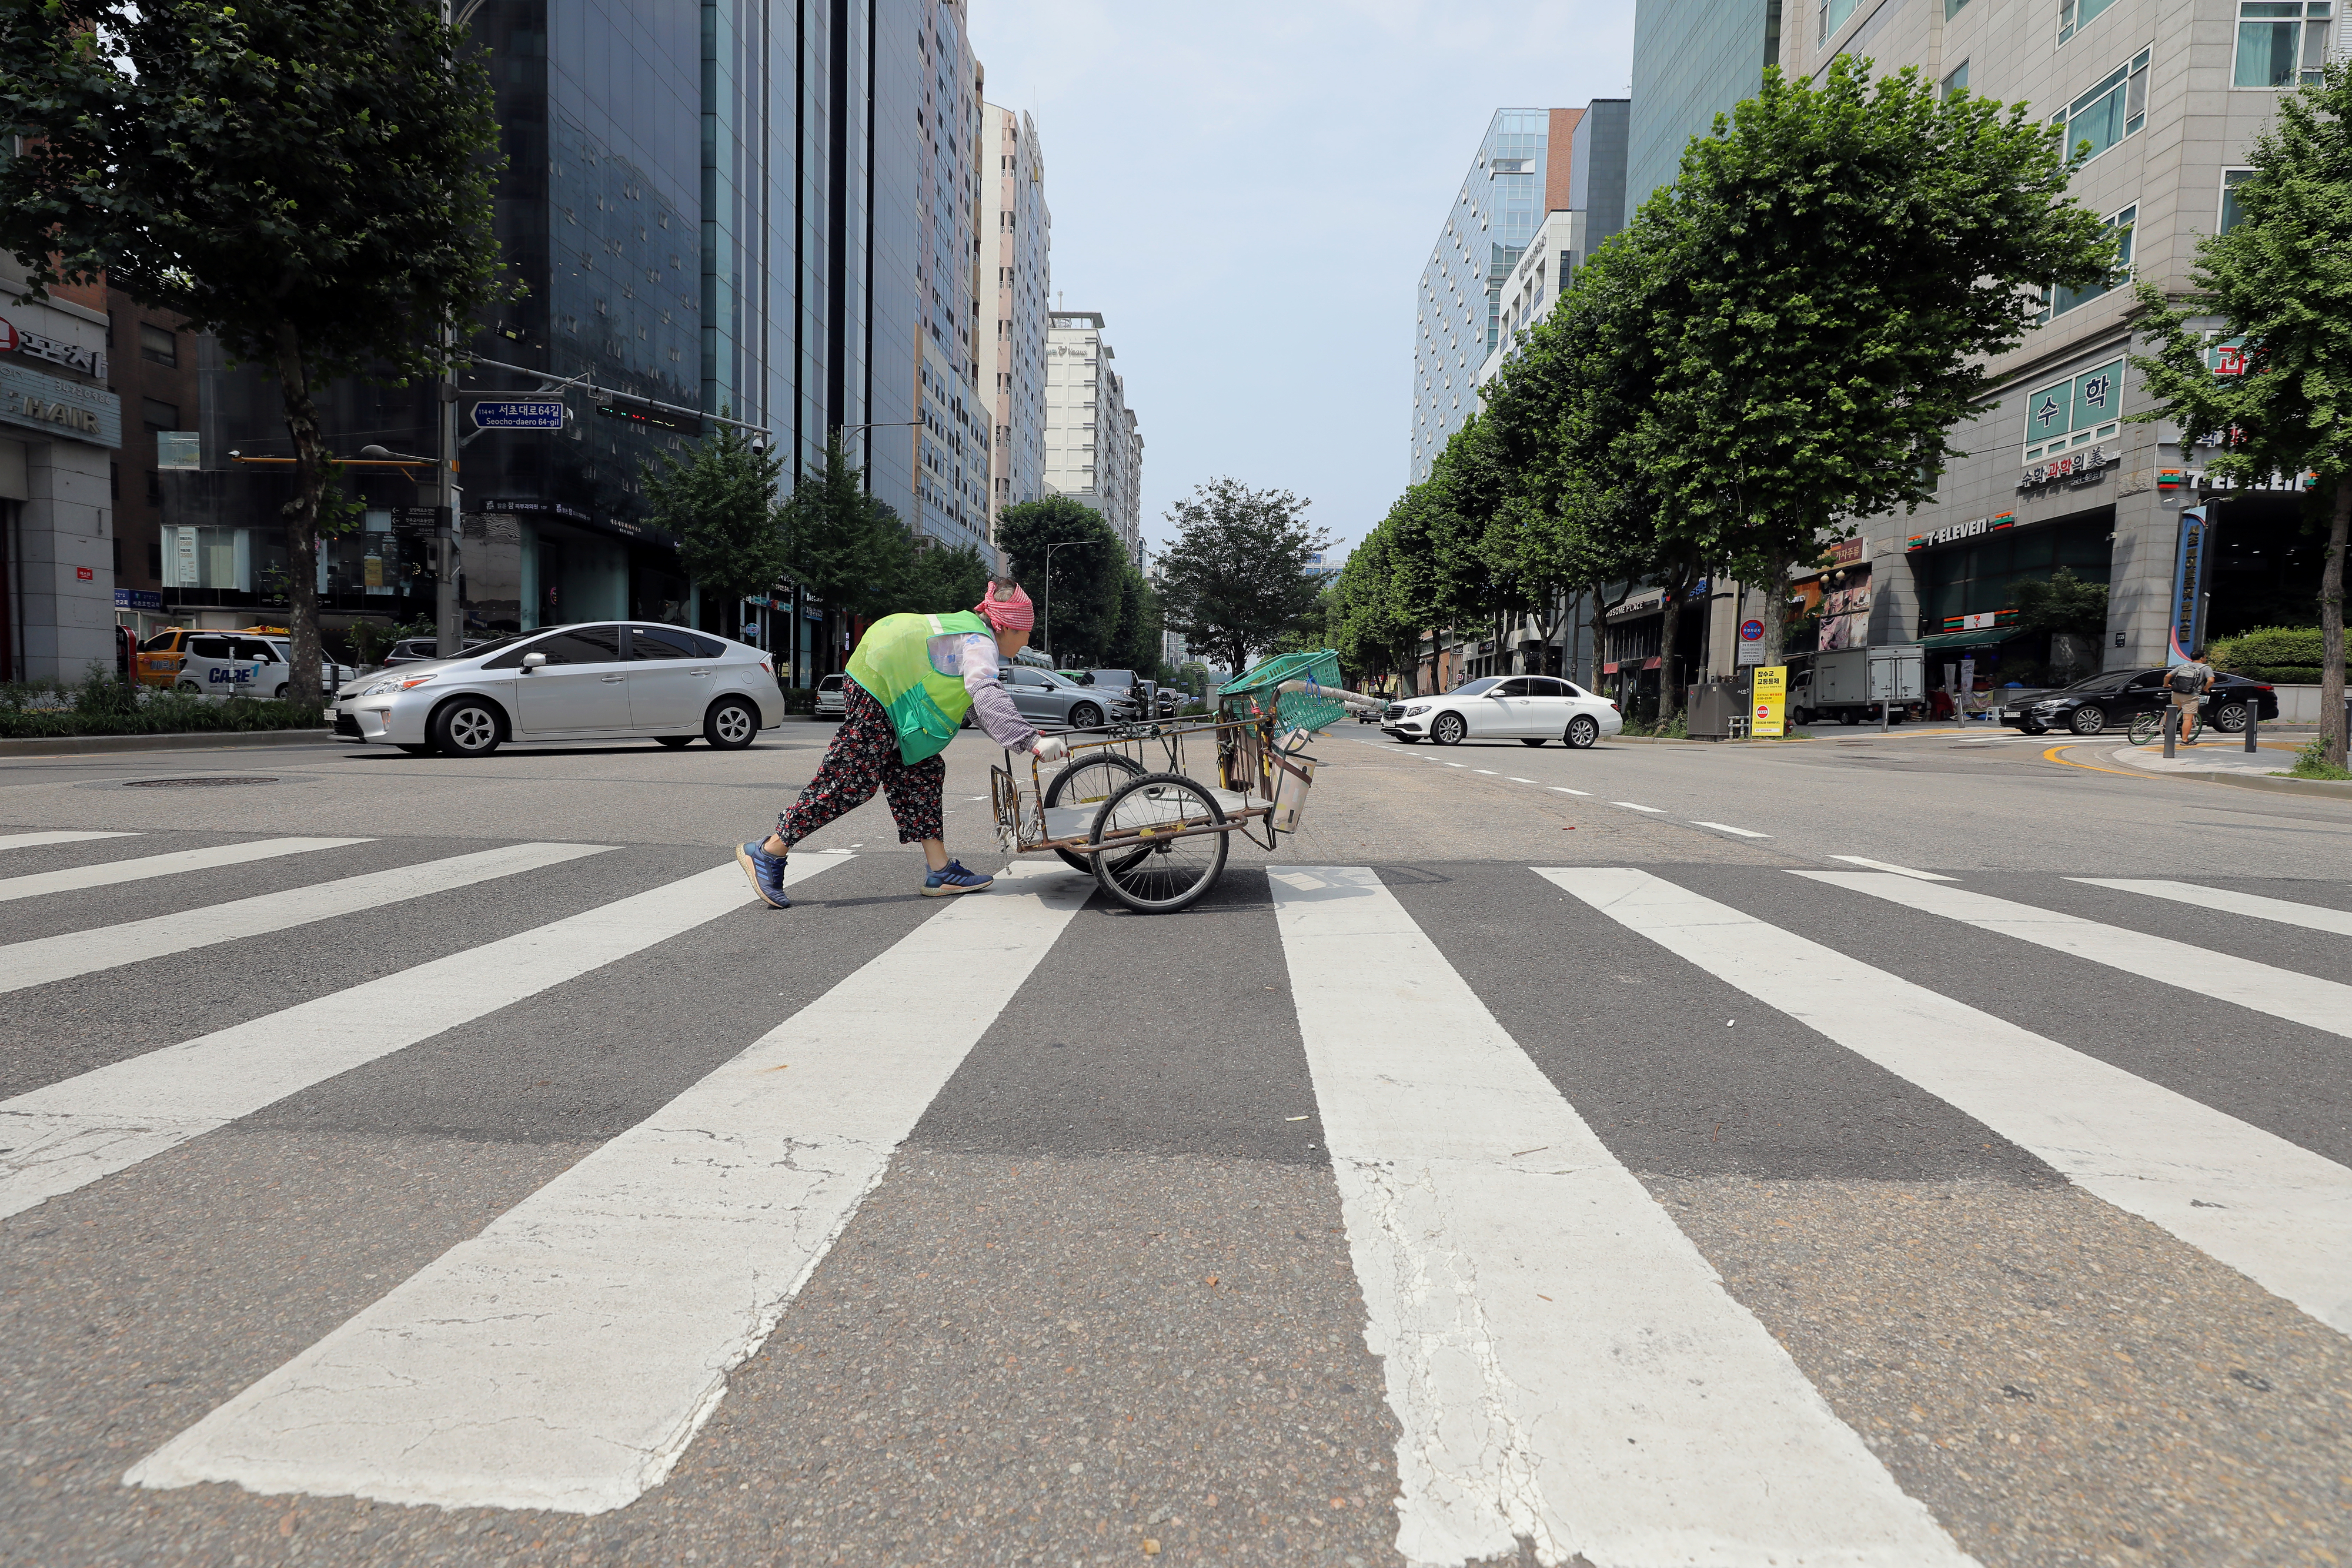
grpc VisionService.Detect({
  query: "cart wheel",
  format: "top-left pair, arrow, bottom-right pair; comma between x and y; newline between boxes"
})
1089,772 -> 1229,914
1044,752 -> 1147,873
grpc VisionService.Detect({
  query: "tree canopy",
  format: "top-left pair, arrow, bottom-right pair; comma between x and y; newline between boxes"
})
1153,479 -> 1332,676
996,497 -> 1125,664
644,426 -> 790,607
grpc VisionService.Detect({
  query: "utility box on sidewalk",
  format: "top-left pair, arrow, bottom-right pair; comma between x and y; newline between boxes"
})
1686,681 -> 1742,739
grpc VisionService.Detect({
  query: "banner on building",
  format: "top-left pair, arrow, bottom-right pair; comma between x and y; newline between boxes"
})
1752,665 -> 1786,738
2168,507 -> 2209,664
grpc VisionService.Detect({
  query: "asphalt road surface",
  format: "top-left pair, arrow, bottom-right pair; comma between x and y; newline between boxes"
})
2,720 -> 2348,1568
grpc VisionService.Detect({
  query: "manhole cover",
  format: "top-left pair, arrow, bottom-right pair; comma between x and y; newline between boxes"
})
121,776 -> 280,788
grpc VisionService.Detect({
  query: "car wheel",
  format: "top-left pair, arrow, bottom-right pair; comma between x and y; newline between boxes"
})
704,697 -> 759,750
2069,705 -> 2106,736
429,697 -> 505,757
273,683 -> 289,701
1565,715 -> 1599,749
656,735 -> 694,749
176,680 -> 201,693
1431,711 -> 1466,745
2211,701 -> 2250,733
1840,710 -> 1859,725
1068,701 -> 1104,730
1520,737 -> 1546,747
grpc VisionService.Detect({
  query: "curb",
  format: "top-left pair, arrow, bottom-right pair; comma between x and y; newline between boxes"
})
0,729 -> 336,758
2191,769 -> 2352,801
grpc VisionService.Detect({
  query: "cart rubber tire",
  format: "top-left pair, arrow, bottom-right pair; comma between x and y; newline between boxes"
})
1044,752 -> 1147,873
1088,772 -> 1228,914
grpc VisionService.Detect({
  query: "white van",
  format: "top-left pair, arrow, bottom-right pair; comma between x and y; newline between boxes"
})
175,635 -> 352,701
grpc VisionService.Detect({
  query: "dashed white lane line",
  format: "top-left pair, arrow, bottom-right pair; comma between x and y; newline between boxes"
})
1692,821 -> 1771,838
1508,777 -> 1538,784
1551,787 -> 1591,796
1827,855 -> 1956,881
1613,802 -> 1665,813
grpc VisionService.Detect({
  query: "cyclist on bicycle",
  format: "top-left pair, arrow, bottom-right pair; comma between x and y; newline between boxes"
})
2166,648 -> 2215,745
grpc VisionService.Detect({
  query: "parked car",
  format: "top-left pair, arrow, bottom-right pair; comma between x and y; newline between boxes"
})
1383,675 -> 1623,747
176,634 -> 353,700
1998,667 -> 2280,735
384,636 -> 497,668
814,672 -> 848,720
996,665 -> 1124,729
1076,668 -> 1147,720
333,621 -> 783,756
1157,686 -> 1184,718
135,623 -> 327,688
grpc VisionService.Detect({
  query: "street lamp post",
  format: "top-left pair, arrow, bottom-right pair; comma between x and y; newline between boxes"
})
1038,539 -> 1098,664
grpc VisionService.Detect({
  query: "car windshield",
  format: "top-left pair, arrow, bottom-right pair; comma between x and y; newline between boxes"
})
1449,677 -> 1502,697
818,675 -> 844,690
2053,671 -> 2131,693
1042,669 -> 1084,688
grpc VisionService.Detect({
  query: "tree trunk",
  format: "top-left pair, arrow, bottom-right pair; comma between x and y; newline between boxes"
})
1586,582 -> 1613,700
272,323 -> 328,721
1659,562 -> 1692,724
2321,477 -> 2349,769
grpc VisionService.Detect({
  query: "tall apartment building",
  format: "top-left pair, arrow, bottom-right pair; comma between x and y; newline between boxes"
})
1409,109 -> 1575,484
1043,311 -> 1144,564
978,104 -> 1052,544
1770,0 -> 2342,688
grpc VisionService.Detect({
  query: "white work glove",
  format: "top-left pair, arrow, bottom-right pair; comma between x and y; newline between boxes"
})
1031,734 -> 1068,764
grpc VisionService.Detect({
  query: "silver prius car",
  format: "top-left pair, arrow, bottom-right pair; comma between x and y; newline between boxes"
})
335,621 -> 784,757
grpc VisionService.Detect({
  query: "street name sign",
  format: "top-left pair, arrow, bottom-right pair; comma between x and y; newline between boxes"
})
472,400 -> 567,430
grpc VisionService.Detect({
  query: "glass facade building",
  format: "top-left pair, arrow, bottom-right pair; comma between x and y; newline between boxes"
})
1627,0 -> 1783,209
1411,110 -> 1555,483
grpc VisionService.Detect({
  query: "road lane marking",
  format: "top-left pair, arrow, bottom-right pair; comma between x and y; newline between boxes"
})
0,836 -> 369,903
1473,769 -> 1499,774
1613,802 -> 1664,813
0,830 -> 139,850
1691,821 -> 1771,838
1508,777 -> 1537,784
1826,855 -> 1955,881
1268,865 -> 1972,1567
1550,786 -> 1590,796
1796,871 -> 2352,1039
1546,867 -> 2352,1337
0,854 -> 847,1222
0,842 -> 613,995
2070,878 -> 2352,939
127,862 -> 1093,1515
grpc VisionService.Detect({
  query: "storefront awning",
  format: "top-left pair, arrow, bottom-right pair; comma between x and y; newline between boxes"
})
1920,626 -> 2025,651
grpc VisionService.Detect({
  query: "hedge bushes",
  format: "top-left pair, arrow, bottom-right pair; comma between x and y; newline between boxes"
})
0,673 -> 324,739
2210,626 -> 2325,684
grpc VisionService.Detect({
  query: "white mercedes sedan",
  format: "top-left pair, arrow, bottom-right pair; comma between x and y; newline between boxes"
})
1381,674 -> 1623,748
335,621 -> 784,757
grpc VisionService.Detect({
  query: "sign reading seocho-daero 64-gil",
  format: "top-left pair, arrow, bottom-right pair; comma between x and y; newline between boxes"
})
471,400 -> 567,430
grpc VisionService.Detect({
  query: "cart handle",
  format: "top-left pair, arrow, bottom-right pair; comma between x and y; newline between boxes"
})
1269,679 -> 1388,713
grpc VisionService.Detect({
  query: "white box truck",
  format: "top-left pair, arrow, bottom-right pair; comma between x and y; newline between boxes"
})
1789,644 -> 1924,726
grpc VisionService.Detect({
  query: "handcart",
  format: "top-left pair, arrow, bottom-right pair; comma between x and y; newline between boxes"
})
988,650 -> 1383,913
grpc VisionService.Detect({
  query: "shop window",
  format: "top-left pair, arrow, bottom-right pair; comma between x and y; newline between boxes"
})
2219,168 -> 2256,230
2233,2 -> 2331,88
2057,0 -> 2117,44
138,324 -> 178,366
2022,355 -> 2126,461
2050,49 -> 2149,165
2039,205 -> 2136,321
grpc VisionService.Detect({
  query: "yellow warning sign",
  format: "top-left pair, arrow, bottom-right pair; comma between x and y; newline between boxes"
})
1752,665 -> 1786,738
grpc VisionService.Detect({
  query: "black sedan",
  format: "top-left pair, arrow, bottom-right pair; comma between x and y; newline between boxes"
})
1999,668 -> 2281,736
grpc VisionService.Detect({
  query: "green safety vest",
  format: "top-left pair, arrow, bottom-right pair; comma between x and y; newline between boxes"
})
847,610 -> 995,764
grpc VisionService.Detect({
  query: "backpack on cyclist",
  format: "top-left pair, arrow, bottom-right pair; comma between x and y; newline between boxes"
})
2167,666 -> 2204,695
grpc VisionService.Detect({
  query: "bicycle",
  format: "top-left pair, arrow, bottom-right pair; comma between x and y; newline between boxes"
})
2128,703 -> 2203,747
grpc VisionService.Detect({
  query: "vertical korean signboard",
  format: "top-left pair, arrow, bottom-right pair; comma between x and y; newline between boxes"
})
1752,665 -> 1787,737
2168,507 -> 2209,664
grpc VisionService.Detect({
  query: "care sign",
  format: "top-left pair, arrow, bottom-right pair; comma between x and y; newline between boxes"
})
1736,618 -> 1766,667
1751,664 -> 1787,738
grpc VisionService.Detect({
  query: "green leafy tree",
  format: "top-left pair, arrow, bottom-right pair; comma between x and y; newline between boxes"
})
777,437 -> 912,625
0,0 -> 510,716
642,425 -> 788,610
996,496 -> 1123,664
2006,566 -> 2109,637
1622,56 -> 2114,674
891,539 -> 993,616
1107,568 -> 1165,674
1329,532 -> 1423,689
1155,478 -> 1332,677
2130,61 -> 2352,767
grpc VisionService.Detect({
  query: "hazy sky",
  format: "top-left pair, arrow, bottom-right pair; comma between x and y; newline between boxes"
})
967,0 -> 1637,561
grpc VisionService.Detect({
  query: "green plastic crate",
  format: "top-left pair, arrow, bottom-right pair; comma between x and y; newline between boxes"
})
1219,649 -> 1348,733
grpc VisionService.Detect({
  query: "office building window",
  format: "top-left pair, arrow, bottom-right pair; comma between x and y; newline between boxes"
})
2039,205 -> 2136,322
2234,2 -> 2332,86
1821,0 -> 1860,41
2051,49 -> 2150,165
2220,168 -> 2257,230
141,397 -> 180,432
1947,0 -> 1972,16
138,323 -> 178,366
2057,0 -> 2117,43
1943,60 -> 1970,97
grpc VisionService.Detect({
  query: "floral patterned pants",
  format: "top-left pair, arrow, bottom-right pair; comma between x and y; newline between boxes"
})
777,680 -> 945,847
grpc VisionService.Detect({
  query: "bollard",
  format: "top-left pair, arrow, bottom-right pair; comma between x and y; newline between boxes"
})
2163,704 -> 2176,759
1880,699 -> 1889,733
2245,701 -> 2258,753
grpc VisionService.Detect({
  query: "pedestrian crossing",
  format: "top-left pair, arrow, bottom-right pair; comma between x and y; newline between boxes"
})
4,829 -> 2350,1560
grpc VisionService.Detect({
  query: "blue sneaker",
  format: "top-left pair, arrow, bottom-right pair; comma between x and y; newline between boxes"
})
923,859 -> 994,897
736,840 -> 791,908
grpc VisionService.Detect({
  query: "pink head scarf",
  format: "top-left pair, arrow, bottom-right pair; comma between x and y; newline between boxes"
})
974,580 -> 1035,633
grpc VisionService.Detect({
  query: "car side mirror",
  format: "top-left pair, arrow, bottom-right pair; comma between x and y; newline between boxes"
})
522,652 -> 547,671
1485,690 -> 1505,698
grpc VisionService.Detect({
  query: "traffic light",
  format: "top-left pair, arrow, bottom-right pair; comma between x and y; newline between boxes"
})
595,394 -> 703,436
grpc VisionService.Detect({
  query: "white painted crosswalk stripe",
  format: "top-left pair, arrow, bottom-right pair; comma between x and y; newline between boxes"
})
127,862 -> 1094,1514
0,854 -> 845,1221
1545,867 -> 2352,1337
0,835 -> 369,902
0,841 -> 613,995
2071,877 -> 2352,938
1826,855 -> 1955,881
1797,871 -> 2352,1039
0,830 -> 139,851
1268,865 -> 1972,1567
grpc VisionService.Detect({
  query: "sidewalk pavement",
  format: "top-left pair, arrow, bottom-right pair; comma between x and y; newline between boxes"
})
2106,740 -> 2300,775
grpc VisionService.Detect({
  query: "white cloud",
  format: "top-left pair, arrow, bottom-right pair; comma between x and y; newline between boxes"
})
968,0 -> 1635,554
